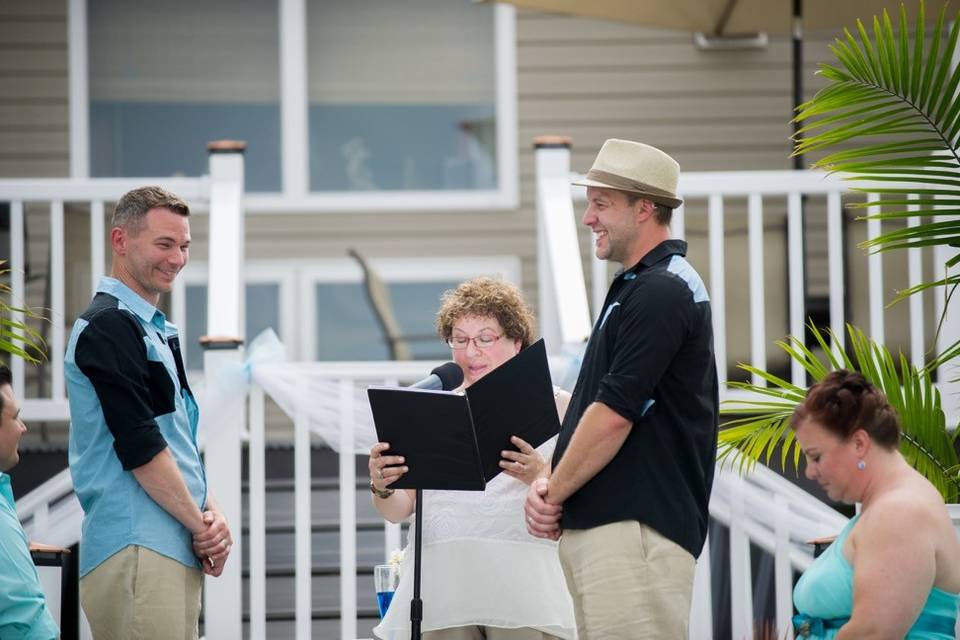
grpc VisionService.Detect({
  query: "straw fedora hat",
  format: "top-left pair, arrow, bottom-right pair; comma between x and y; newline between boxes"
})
573,139 -> 683,209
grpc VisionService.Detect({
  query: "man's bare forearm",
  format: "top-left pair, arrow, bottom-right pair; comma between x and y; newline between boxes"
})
131,447 -> 205,534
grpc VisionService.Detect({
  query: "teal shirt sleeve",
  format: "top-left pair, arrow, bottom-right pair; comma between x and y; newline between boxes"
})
0,476 -> 60,640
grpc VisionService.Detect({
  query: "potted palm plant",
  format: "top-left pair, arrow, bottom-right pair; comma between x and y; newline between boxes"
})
718,0 -> 960,522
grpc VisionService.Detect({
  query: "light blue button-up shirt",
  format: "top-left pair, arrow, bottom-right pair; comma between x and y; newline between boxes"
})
66,277 -> 206,577
0,473 -> 59,639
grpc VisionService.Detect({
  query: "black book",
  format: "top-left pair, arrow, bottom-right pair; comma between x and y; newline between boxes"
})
367,339 -> 561,490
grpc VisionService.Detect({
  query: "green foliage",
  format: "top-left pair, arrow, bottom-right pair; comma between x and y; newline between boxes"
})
793,0 -> 960,305
719,323 -> 960,502
0,261 -> 46,364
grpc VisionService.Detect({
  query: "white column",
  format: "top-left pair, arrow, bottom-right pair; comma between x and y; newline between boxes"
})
206,141 -> 246,340
201,140 -> 246,640
50,201 -> 66,401
10,201 -> 25,397
339,379 -> 357,640
280,0 -> 309,198
747,194 -> 766,385
534,136 -> 591,352
68,0 -> 89,178
708,194 -> 726,386
787,192 -> 805,386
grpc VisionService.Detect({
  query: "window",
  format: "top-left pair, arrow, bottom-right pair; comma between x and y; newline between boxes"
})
182,283 -> 282,371
306,0 -> 497,192
77,0 -> 517,211
173,257 -> 520,367
87,0 -> 281,192
314,281 -> 458,360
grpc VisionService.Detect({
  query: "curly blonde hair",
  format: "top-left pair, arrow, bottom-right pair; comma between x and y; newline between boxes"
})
435,277 -> 536,349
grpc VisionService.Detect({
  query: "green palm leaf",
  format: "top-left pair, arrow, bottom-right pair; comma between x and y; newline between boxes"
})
793,0 -> 960,282
0,260 -> 46,365
719,323 -> 960,501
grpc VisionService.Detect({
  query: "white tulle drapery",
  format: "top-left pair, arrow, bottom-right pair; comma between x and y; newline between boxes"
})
197,329 -> 585,455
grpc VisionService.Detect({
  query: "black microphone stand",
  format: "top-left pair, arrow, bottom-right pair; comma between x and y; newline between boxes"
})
410,488 -> 424,640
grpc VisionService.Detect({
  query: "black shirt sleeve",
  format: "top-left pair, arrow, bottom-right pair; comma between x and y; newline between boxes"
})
595,276 -> 690,423
74,309 -> 170,470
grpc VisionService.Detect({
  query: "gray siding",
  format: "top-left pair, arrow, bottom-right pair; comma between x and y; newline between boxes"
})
1,3 -> 939,422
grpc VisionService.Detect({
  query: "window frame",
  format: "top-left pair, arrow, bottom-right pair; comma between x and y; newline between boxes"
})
298,255 -> 522,360
171,255 -> 522,367
69,0 -> 518,213
173,261 -> 299,372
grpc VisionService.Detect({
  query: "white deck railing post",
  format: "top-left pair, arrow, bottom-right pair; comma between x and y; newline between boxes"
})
729,475 -> 754,640
774,495 -> 794,640
201,140 -> 246,640
689,533 -> 713,639
534,136 -> 592,350
339,379 -> 358,640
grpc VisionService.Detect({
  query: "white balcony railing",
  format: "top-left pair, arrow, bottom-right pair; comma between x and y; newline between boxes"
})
534,139 -> 960,422
11,136 -> 960,640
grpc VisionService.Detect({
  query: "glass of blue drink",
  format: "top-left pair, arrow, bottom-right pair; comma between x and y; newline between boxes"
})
374,564 -> 400,618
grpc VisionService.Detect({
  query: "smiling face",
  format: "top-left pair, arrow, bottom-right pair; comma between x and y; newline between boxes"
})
450,315 -> 521,387
582,187 -> 649,265
0,384 -> 26,472
794,417 -> 866,503
112,207 -> 191,305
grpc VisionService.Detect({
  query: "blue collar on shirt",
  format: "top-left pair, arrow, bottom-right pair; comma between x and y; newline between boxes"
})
0,472 -> 12,508
96,277 -> 166,331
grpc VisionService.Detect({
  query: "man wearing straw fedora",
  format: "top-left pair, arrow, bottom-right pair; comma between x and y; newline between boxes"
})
525,139 -> 718,638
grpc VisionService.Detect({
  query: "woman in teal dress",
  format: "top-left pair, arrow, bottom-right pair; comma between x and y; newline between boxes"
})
791,370 -> 960,639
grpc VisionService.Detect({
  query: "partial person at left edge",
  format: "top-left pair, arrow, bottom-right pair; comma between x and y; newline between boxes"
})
0,364 -> 60,639
65,187 -> 233,640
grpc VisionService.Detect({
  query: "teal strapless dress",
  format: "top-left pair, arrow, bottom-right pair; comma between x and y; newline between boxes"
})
793,515 -> 959,638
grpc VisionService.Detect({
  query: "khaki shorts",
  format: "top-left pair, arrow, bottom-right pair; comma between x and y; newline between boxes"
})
80,545 -> 202,640
559,521 -> 695,640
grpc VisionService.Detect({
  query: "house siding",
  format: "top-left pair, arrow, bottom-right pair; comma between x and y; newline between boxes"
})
1,4 -> 937,407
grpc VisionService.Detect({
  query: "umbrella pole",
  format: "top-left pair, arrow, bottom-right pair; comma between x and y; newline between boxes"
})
792,0 -> 804,170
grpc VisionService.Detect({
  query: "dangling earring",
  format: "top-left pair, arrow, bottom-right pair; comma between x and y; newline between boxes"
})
856,459 -> 866,471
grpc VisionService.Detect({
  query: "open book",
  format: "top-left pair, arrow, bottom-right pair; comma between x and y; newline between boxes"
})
367,339 -> 560,490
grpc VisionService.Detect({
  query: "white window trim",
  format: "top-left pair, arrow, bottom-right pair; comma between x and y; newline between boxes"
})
69,0 -> 518,213
171,255 -> 520,365
298,255 -> 522,360
173,261 -> 299,370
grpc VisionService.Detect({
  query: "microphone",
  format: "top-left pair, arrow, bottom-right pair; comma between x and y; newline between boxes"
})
409,362 -> 464,391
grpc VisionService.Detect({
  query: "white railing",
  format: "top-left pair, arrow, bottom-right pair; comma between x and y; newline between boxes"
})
534,142 -> 960,421
16,468 -> 82,549
244,360 -> 446,640
236,359 -> 851,640
0,178 -> 206,422
1,142 -> 246,640
0,144 -> 246,423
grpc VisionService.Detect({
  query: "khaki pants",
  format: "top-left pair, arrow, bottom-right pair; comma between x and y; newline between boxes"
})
80,545 -> 202,640
424,627 -> 561,640
559,521 -> 694,640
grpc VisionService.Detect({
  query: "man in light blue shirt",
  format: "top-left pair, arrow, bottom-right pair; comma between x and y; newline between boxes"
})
0,364 -> 60,640
66,186 -> 233,639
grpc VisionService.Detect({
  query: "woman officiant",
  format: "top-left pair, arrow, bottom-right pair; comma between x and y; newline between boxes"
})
368,277 -> 576,640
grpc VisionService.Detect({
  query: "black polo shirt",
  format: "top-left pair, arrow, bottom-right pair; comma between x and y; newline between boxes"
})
552,239 -> 718,558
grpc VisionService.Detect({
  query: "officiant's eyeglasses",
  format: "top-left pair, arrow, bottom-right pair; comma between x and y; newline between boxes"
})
447,333 -> 502,349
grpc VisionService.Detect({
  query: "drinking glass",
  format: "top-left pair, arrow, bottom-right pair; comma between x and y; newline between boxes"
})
374,564 -> 400,618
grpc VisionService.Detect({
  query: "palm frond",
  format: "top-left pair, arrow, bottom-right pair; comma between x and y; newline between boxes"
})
719,322 -> 960,500
793,0 -> 960,290
0,260 -> 47,364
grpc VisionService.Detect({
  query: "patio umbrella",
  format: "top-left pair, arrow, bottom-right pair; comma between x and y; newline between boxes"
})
492,0 -> 936,167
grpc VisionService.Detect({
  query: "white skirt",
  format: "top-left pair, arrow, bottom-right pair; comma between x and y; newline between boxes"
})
373,537 -> 576,640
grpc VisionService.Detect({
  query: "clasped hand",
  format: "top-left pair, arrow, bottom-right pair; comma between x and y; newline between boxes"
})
524,477 -> 562,540
192,509 -> 233,576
